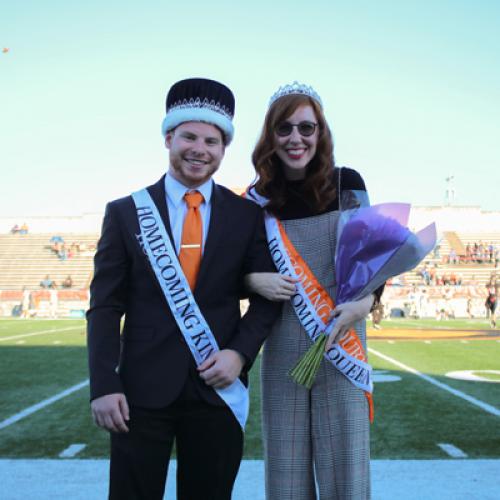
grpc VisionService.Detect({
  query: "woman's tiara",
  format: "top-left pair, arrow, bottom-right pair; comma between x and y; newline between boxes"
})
269,81 -> 323,108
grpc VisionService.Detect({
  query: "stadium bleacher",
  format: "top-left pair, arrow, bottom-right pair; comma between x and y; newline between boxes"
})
0,233 -> 97,317
0,208 -> 498,318
0,233 -> 97,290
405,232 -> 498,287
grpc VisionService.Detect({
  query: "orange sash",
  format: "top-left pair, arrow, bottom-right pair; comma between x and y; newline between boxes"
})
278,222 -> 374,422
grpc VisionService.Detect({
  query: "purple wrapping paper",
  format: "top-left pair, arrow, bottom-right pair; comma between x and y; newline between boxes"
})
335,203 -> 436,304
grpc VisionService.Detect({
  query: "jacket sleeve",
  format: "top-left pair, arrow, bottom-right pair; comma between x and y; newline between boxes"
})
86,201 -> 129,400
226,207 -> 280,366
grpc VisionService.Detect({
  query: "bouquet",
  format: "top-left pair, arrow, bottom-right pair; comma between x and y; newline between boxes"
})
290,203 -> 436,389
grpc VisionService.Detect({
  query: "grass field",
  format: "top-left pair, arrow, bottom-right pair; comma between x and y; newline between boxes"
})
0,318 -> 499,460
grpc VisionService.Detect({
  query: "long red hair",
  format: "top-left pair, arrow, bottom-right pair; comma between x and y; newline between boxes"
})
252,94 -> 337,215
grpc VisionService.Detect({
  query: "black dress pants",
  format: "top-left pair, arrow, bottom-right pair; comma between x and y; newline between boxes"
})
109,400 -> 243,500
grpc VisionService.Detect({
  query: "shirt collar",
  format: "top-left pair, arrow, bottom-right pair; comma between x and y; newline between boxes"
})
165,173 -> 213,208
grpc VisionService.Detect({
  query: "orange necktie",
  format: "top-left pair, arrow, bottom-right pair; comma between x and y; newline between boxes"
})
179,191 -> 204,290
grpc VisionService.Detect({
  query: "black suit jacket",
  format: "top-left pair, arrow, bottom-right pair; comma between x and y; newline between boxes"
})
87,176 -> 279,408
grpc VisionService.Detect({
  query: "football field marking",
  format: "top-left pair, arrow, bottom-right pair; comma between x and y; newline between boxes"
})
0,379 -> 89,430
437,443 -> 468,458
59,444 -> 86,458
446,370 -> 500,383
0,326 -> 82,342
368,348 -> 500,417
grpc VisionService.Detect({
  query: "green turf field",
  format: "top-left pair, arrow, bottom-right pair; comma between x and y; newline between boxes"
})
0,319 -> 499,459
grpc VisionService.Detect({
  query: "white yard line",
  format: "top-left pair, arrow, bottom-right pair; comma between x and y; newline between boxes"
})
437,443 -> 468,458
59,444 -> 86,458
0,380 -> 89,430
368,348 -> 500,417
0,326 -> 82,342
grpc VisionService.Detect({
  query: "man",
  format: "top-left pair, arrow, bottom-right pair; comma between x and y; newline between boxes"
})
40,275 -> 53,289
87,78 -> 279,500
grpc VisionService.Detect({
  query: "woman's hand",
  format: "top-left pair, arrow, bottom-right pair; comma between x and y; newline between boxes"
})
325,294 -> 375,351
244,272 -> 297,301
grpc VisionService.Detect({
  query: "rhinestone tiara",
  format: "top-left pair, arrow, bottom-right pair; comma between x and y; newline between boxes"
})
268,81 -> 323,108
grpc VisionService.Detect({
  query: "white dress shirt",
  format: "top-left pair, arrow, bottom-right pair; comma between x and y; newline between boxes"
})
164,173 -> 213,255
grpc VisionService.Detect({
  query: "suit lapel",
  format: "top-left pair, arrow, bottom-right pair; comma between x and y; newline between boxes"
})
146,175 -> 175,247
142,177 -> 225,293
196,183 -> 226,288
138,175 -> 179,301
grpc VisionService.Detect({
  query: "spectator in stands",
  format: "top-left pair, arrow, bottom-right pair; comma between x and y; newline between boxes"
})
40,275 -> 54,289
465,243 -> 471,262
433,241 -> 441,260
62,275 -> 73,289
10,224 -> 20,234
449,248 -> 458,265
418,264 -> 430,285
20,223 -> 29,235
488,243 -> 494,263
57,244 -> 67,261
429,265 -> 437,286
477,242 -> 485,263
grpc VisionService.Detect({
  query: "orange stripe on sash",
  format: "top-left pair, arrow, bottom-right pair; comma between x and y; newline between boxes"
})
278,221 -> 374,422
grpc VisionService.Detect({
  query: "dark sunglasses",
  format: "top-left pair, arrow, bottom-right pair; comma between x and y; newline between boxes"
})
275,121 -> 318,137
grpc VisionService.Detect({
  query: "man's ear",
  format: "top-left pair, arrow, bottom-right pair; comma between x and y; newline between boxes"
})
165,131 -> 173,149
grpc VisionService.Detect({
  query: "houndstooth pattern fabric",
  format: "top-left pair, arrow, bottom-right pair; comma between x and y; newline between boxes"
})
261,211 -> 370,500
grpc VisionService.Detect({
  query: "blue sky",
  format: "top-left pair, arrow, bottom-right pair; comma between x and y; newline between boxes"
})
1,0 -> 499,216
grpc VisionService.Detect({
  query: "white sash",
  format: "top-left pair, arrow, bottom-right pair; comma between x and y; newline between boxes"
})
131,189 -> 249,429
246,187 -> 373,393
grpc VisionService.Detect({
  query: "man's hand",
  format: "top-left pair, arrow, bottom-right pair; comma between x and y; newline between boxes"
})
198,349 -> 245,389
91,393 -> 130,433
325,294 -> 375,351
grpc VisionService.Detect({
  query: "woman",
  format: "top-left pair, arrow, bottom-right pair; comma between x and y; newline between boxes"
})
245,82 -> 379,499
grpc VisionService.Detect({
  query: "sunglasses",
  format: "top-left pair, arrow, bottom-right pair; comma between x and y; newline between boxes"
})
275,121 -> 318,137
